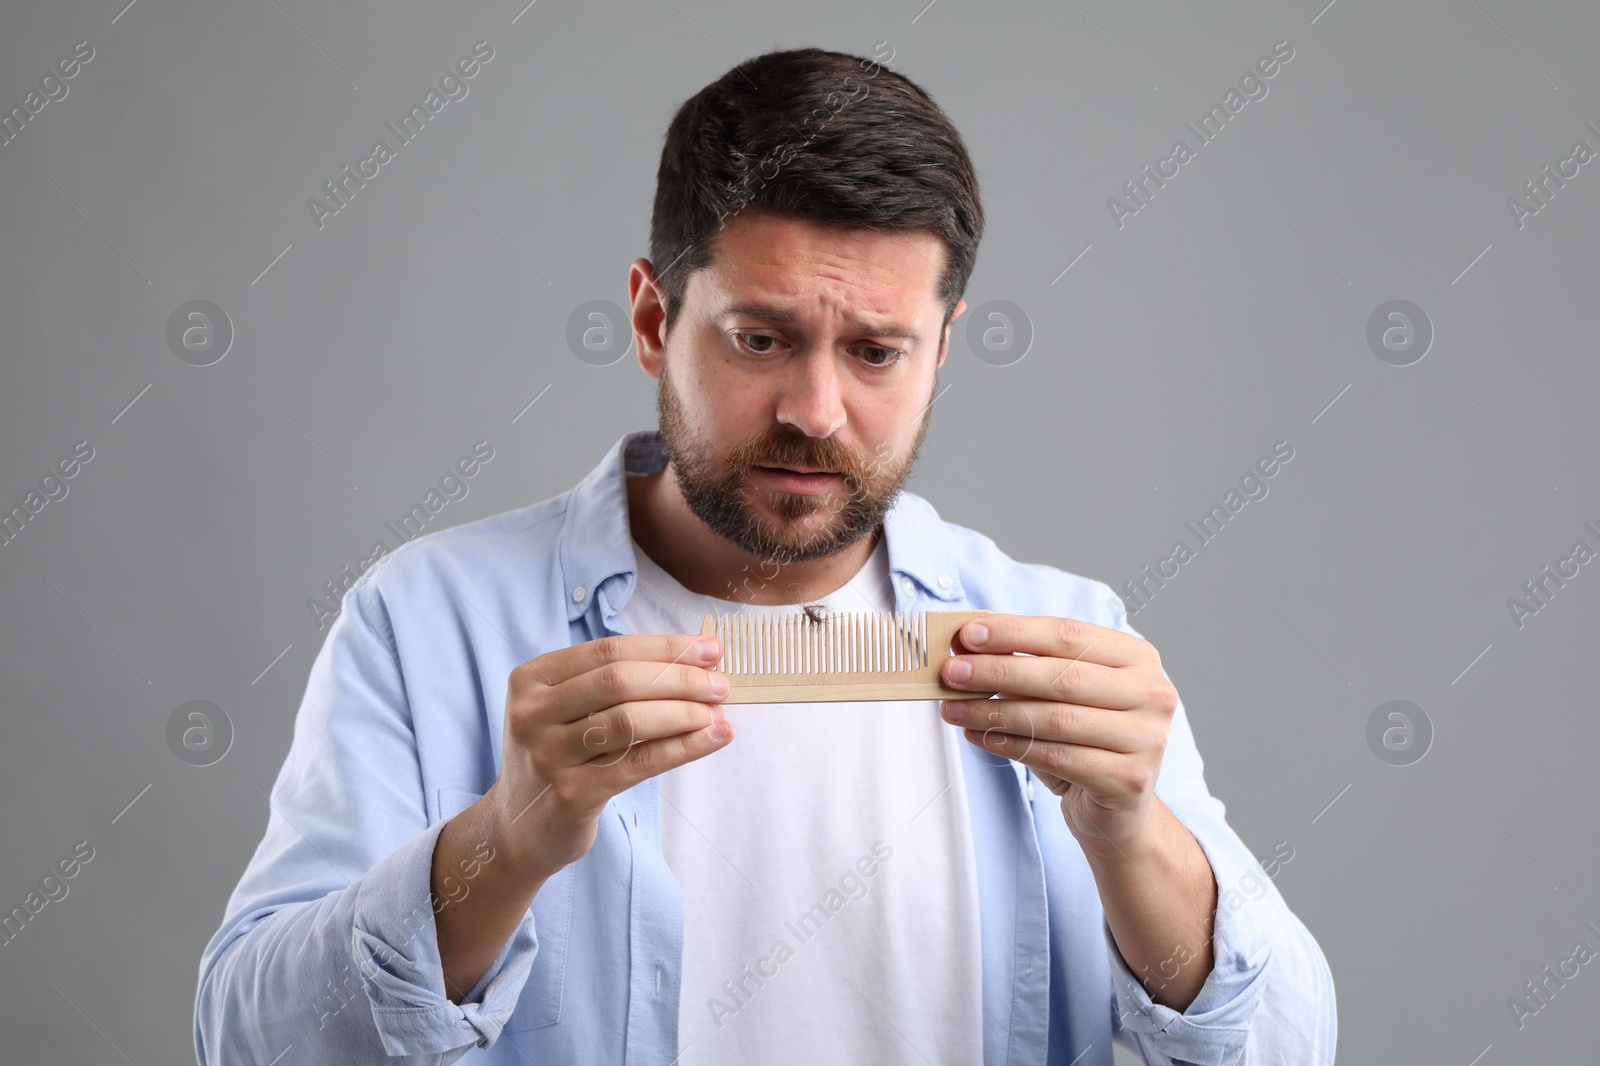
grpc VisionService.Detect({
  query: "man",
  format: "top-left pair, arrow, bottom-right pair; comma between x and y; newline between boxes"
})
196,47 -> 1335,1064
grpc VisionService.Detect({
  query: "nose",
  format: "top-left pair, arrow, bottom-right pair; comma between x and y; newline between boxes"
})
775,349 -> 846,439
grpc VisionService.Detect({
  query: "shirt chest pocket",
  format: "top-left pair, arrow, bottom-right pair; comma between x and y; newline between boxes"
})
437,787 -> 573,1031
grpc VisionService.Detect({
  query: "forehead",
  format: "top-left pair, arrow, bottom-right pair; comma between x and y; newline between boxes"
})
691,209 -> 946,317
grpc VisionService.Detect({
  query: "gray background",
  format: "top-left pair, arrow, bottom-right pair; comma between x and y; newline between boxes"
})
1,0 -> 1596,1062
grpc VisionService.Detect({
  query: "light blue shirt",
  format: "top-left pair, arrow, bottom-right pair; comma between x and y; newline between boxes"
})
195,428 -> 1336,1065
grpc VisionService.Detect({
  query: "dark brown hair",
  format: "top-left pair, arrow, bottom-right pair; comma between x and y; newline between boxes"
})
649,46 -> 984,343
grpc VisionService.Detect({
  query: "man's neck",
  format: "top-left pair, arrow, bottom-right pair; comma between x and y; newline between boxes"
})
625,466 -> 879,606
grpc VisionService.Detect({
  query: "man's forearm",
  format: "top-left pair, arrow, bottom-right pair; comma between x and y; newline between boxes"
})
1079,798 -> 1218,1012
431,789 -> 554,1002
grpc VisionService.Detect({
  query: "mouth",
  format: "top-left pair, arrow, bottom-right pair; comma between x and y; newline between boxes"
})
758,464 -> 834,475
753,465 -> 842,494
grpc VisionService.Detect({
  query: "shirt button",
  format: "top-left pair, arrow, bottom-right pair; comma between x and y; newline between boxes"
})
899,576 -> 915,596
937,573 -> 952,589
572,585 -> 587,603
1026,778 -> 1035,802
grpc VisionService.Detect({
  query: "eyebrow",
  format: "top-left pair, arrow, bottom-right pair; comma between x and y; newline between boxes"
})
723,302 -> 923,345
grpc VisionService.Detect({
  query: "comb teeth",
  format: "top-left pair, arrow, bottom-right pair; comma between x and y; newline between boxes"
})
709,610 -> 930,676
697,607 -> 993,704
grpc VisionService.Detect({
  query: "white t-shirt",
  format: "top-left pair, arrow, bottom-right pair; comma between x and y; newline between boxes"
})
618,532 -> 985,1065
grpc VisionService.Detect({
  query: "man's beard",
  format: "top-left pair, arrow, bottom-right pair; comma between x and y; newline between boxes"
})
656,359 -> 931,567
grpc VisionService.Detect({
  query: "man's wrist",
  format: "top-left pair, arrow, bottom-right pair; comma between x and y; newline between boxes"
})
477,778 -> 570,885
1071,799 -> 1168,868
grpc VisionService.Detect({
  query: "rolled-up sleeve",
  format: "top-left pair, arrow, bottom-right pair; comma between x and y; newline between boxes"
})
194,572 -> 540,1064
1103,595 -> 1338,1065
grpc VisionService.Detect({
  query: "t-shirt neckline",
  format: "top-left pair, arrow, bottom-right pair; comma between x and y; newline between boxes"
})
628,533 -> 891,618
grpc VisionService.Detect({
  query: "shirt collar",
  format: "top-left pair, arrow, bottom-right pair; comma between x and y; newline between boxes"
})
558,428 -> 967,623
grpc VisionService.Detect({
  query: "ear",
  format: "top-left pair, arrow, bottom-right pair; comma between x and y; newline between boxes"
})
630,258 -> 667,379
937,297 -> 967,370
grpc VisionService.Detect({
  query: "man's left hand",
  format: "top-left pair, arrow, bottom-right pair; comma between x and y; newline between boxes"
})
939,613 -> 1179,852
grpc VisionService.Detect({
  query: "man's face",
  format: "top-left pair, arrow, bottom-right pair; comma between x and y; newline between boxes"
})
641,209 -> 964,566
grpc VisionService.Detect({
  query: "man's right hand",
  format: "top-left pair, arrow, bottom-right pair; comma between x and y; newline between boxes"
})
487,631 -> 733,881
432,632 -> 732,1002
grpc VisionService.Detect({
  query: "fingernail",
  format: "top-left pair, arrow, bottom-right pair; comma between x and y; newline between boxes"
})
710,721 -> 731,742
710,672 -> 729,697
947,658 -> 972,683
964,623 -> 988,647
710,704 -> 727,724
943,700 -> 968,723
697,638 -> 721,660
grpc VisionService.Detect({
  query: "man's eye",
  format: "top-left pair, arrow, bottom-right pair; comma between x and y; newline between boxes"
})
858,346 -> 905,368
735,333 -> 781,355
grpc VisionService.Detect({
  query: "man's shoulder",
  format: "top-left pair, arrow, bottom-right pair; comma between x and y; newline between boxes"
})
353,488 -> 574,604
931,507 -> 1125,629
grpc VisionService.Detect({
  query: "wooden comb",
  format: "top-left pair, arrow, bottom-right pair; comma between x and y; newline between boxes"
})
697,608 -> 996,703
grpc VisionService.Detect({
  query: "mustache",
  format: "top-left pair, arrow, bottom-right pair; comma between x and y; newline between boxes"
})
734,434 -> 864,477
